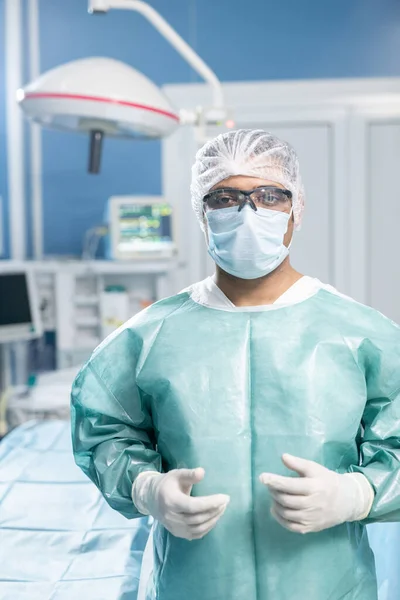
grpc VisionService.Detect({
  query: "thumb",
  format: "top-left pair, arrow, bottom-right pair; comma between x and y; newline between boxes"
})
282,454 -> 326,478
176,468 -> 205,494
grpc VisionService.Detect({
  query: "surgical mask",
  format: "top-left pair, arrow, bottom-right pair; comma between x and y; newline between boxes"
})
206,204 -> 291,279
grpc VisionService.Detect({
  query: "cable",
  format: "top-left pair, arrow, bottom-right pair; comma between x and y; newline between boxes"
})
0,388 -> 11,437
82,226 -> 108,261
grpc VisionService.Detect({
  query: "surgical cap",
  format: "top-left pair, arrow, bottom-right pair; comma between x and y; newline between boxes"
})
190,129 -> 305,230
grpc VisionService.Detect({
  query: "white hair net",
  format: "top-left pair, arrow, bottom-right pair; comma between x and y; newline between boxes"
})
190,129 -> 305,230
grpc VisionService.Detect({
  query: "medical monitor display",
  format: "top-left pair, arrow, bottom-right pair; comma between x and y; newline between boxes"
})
110,197 -> 176,259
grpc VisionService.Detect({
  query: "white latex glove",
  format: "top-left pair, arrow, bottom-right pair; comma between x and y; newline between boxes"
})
260,454 -> 374,534
132,468 -> 230,541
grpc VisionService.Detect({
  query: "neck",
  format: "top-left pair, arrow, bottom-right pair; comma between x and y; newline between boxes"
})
215,258 -> 303,306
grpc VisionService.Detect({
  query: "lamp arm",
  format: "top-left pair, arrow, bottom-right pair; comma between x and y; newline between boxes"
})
88,0 -> 224,109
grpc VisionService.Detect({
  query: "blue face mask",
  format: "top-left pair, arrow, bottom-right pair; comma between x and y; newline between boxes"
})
206,204 -> 292,280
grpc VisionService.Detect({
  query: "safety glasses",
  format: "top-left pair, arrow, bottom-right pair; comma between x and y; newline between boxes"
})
203,186 -> 292,212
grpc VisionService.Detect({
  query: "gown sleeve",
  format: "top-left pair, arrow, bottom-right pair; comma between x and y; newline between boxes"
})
71,328 -> 162,519
350,320 -> 400,523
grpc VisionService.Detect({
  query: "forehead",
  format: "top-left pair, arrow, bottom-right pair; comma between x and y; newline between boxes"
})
211,175 -> 284,191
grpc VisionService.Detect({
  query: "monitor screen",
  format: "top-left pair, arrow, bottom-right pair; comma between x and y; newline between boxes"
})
117,203 -> 174,254
0,274 -> 32,326
0,272 -> 38,342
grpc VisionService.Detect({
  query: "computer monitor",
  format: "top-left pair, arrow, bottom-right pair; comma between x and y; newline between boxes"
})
0,268 -> 42,343
108,196 -> 177,260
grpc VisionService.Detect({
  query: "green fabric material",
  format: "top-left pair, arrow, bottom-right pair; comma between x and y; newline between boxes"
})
71,288 -> 400,600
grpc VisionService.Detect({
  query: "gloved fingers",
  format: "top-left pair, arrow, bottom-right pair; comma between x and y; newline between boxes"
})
272,502 -> 310,525
270,505 -> 310,535
260,473 -> 314,495
270,490 -> 309,510
182,502 -> 227,525
176,493 -> 230,515
175,468 -> 205,494
281,454 -> 326,478
188,506 -> 228,540
166,505 -> 227,541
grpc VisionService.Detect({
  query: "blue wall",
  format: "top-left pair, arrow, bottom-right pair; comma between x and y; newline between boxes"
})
2,0 -> 400,256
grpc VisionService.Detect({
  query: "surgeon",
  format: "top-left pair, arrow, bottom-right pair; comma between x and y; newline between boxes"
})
71,130 -> 400,600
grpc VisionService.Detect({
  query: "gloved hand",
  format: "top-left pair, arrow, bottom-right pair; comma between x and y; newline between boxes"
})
132,467 -> 230,541
260,454 -> 374,534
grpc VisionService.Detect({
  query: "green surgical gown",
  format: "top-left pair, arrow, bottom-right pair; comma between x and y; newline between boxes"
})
71,288 -> 400,600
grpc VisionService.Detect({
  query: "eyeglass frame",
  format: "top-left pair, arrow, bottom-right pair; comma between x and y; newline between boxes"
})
202,186 -> 293,212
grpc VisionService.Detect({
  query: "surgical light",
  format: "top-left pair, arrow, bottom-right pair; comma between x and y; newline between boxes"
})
17,0 -> 229,173
18,57 -> 180,173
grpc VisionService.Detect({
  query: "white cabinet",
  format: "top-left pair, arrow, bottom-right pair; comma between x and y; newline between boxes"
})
367,121 -> 400,323
34,260 -> 176,368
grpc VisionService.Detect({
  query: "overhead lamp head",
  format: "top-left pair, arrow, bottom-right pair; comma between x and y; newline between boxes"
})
17,57 -> 180,173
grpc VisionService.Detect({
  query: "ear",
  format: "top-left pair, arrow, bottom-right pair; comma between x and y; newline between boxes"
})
202,214 -> 209,243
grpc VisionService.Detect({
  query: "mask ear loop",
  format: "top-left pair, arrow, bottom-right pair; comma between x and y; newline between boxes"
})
286,207 -> 294,249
